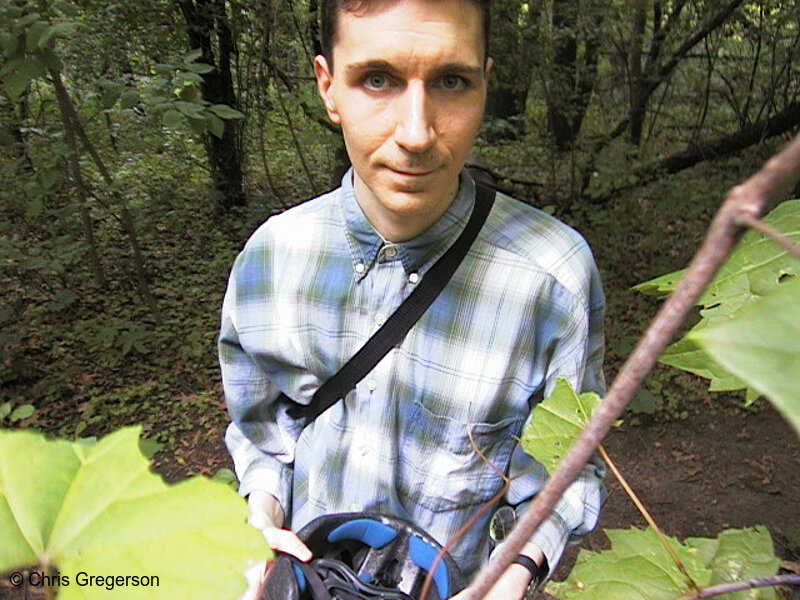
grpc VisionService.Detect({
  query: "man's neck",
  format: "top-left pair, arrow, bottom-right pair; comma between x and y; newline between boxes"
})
352,174 -> 460,243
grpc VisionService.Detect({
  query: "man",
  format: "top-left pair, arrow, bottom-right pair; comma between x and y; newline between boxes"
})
219,1 -> 606,598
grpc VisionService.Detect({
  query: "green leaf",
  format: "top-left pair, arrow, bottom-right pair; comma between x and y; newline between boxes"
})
174,100 -> 206,119
635,200 -> 800,399
2,57 -> 46,99
519,378 -> 602,474
686,527 -> 780,600
101,82 -> 123,108
119,89 -> 139,109
0,32 -> 19,54
185,48 -> 203,62
162,109 -> 183,129
185,61 -> 215,74
0,427 -> 269,599
548,527 -> 781,600
209,104 -> 244,120
25,21 -> 48,52
691,277 -> 800,435
37,22 -> 76,48
36,47 -> 62,71
211,468 -> 239,490
546,527 -> 713,599
177,83 -> 198,102
138,437 -> 164,459
0,402 -> 12,420
9,404 -> 35,421
637,200 -> 799,304
206,113 -> 225,138
659,334 -> 746,392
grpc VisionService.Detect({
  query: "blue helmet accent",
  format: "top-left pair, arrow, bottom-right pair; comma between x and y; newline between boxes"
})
292,563 -> 307,593
327,518 -> 398,549
408,535 -> 450,599
265,512 -> 466,599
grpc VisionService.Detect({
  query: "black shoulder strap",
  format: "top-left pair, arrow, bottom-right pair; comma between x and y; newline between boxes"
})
286,183 -> 496,425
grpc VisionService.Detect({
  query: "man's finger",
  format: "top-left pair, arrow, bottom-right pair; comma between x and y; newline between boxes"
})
262,527 -> 313,562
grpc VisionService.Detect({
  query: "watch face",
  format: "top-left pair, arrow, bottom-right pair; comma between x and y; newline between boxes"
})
489,505 -> 516,542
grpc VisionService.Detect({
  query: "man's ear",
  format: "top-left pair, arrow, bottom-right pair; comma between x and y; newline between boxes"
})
314,55 -> 341,125
483,57 -> 494,85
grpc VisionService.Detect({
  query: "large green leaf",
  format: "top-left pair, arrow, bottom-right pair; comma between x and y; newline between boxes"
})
547,527 -> 780,600
546,527 -> 712,600
634,200 -> 799,400
0,427 -> 269,599
691,277 -> 800,435
686,527 -> 780,600
519,378 -> 603,474
635,200 -> 799,304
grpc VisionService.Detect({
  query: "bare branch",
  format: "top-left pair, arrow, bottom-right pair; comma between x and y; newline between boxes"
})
462,134 -> 800,599
683,574 -> 800,599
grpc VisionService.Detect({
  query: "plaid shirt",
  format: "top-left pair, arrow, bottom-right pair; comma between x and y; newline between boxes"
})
220,169 -> 606,578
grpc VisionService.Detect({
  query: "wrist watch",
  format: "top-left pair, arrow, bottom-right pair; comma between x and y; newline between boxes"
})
512,554 -> 549,597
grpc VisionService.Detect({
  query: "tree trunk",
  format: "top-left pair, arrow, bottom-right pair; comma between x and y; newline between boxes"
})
485,0 -> 535,128
588,101 -> 800,203
48,72 -> 107,289
176,0 -> 246,210
545,0 -> 603,151
628,0 -> 648,145
50,69 -> 162,323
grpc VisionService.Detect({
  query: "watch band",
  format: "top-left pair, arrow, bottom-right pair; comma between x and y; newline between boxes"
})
512,553 -> 549,593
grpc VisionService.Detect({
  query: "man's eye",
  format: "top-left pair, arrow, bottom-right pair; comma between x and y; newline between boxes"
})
440,74 -> 466,91
364,73 -> 390,90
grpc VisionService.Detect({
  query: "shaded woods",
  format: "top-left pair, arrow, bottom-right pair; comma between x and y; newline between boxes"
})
2,0 -> 800,574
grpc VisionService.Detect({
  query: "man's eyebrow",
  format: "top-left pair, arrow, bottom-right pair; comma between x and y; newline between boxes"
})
430,63 -> 485,78
343,60 -> 484,78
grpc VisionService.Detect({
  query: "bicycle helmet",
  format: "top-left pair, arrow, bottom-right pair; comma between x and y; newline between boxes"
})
261,512 -> 466,600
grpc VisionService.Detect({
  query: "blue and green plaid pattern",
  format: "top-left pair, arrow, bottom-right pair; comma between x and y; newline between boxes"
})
220,169 -> 606,577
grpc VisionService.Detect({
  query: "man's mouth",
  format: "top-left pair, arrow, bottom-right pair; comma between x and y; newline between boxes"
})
389,167 -> 435,177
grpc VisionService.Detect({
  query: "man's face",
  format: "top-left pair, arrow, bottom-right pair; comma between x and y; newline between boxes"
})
314,0 -> 491,241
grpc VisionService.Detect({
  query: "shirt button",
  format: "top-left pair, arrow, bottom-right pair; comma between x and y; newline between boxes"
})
408,272 -> 420,284
375,312 -> 386,326
355,263 -> 365,274
367,379 -> 377,391
385,245 -> 397,258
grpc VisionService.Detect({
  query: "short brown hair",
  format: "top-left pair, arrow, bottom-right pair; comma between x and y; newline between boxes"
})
320,0 -> 490,71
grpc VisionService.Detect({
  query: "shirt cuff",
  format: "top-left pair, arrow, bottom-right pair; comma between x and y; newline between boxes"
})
226,425 -> 294,516
523,510 -> 571,580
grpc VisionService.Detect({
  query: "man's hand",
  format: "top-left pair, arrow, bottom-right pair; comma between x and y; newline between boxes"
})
247,490 -> 312,561
449,563 -> 530,600
449,543 -> 546,600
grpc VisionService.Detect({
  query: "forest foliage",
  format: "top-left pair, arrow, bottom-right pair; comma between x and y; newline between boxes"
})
1,0 -> 799,597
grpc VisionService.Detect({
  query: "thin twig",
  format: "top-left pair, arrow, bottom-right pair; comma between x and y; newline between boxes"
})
735,211 -> 800,259
462,134 -> 800,600
598,445 -> 700,595
683,574 -> 800,599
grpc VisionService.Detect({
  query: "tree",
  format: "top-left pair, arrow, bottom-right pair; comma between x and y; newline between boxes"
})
545,0 -> 604,150
176,0 -> 245,210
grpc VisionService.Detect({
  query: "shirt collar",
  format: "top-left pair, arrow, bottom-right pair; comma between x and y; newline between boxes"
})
339,167 -> 476,278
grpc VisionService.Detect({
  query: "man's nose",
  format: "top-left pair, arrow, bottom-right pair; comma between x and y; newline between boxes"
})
394,81 -> 436,153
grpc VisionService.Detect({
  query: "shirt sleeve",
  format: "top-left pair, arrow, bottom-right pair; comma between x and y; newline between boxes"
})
504,261 -> 607,575
219,248 -> 301,515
